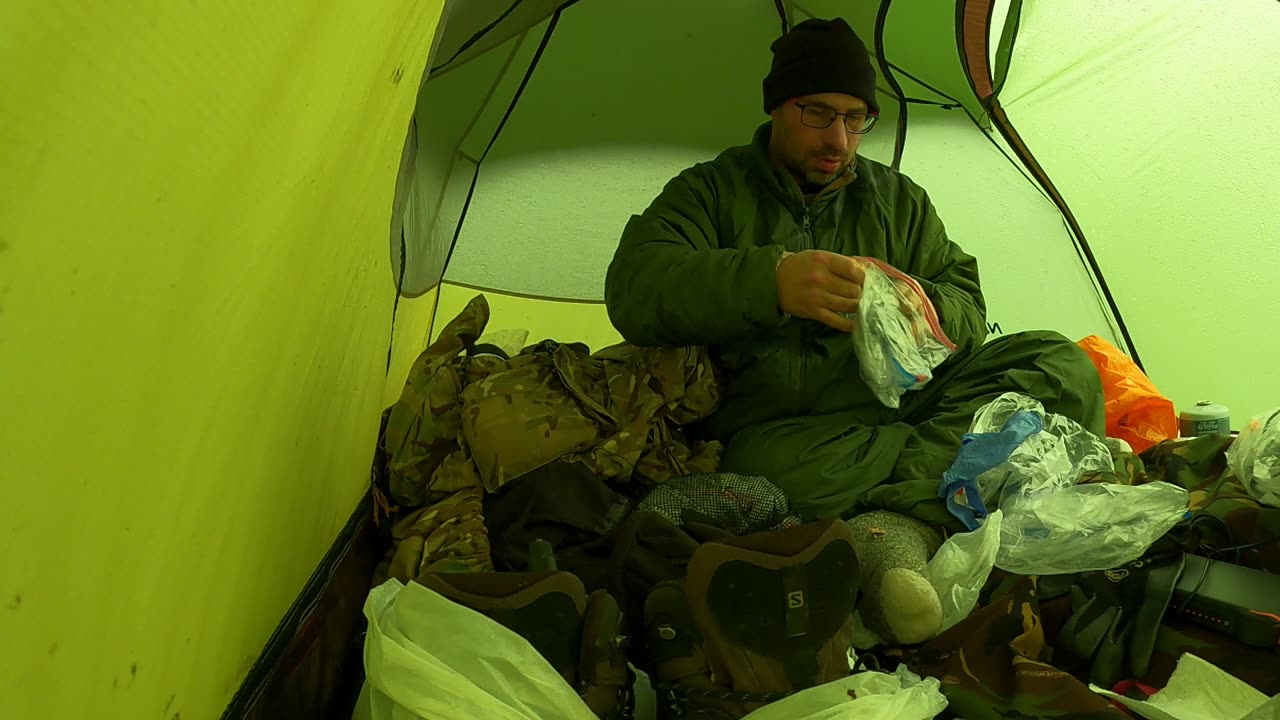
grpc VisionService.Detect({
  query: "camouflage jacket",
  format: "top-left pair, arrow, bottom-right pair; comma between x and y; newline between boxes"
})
384,294 -> 725,507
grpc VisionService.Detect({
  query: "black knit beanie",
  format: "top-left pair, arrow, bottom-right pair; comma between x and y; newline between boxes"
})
762,18 -> 879,115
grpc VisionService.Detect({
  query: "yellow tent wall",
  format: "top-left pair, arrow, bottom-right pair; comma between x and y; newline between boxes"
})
0,2 -> 445,718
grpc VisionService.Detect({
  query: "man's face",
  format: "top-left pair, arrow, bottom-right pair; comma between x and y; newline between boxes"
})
769,92 -> 869,187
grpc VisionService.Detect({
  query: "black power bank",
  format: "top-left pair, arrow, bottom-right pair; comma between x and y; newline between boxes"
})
1170,554 -> 1280,648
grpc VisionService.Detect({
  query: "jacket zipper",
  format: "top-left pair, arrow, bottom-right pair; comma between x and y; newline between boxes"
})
796,204 -> 813,404
792,178 -> 851,410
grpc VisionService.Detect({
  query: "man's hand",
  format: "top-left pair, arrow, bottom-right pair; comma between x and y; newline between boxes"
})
775,250 -> 866,332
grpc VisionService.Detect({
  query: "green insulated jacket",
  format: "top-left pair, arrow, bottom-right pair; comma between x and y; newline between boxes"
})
604,123 -> 988,441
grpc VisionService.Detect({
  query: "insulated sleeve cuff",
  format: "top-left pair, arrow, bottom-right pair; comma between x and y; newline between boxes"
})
745,245 -> 789,330
911,274 -> 986,352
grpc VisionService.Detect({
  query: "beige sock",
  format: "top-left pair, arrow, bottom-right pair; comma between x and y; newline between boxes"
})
847,510 -> 944,645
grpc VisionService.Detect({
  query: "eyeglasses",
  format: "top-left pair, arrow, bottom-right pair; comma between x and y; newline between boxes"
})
795,102 -> 879,134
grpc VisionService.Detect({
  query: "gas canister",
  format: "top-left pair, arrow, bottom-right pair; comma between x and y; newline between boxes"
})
1179,401 -> 1231,437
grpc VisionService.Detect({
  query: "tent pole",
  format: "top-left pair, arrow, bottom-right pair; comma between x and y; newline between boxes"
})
772,0 -> 790,34
986,101 -> 1145,370
954,0 -> 1144,368
873,0 -> 908,170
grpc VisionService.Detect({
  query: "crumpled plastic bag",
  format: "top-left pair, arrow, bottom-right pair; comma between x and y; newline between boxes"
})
1078,335 -> 1178,454
968,392 -> 1189,575
924,509 -> 1003,632
353,578 -> 598,720
742,663 -> 947,720
970,392 -> 1115,492
938,413 -> 1042,530
1227,407 -> 1280,508
1090,652 -> 1271,720
849,257 -> 956,409
996,481 -> 1190,575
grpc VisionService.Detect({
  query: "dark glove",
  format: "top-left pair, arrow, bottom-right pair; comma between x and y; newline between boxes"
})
1040,552 -> 1186,688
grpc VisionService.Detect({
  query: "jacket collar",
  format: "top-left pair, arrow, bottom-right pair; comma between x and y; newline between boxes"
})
748,122 -> 862,209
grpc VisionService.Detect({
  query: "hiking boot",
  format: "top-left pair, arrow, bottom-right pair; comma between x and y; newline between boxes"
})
580,589 -> 635,718
420,571 -> 635,718
643,519 -> 860,718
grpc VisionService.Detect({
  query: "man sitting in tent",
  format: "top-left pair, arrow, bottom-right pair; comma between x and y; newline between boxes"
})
603,17 -> 1104,528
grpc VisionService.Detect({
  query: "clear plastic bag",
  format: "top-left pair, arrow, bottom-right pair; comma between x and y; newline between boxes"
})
924,509 -> 1003,632
741,663 -> 947,720
996,481 -> 1189,575
1227,407 -> 1280,508
970,393 -> 1114,510
967,393 -> 1190,575
353,579 -> 598,720
850,258 -> 956,409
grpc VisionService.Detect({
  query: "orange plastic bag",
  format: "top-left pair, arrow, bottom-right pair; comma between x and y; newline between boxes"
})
1077,335 -> 1177,454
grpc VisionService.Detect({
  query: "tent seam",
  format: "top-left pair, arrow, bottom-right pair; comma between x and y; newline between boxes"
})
991,0 -> 1024,96
429,0 -> 526,76
987,103 -> 1143,367
400,32 -> 527,304
218,494 -> 373,719
428,0 -> 585,81
429,8 -> 566,340
772,0 -> 790,34
442,280 -> 606,304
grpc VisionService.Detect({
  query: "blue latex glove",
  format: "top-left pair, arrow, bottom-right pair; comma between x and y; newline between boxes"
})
939,410 -> 1044,530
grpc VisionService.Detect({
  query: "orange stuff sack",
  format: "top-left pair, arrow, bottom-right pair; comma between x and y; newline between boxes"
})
1077,335 -> 1177,454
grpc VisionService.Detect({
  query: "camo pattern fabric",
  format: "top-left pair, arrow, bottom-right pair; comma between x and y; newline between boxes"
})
383,295 -> 501,506
383,294 -> 724,508
1083,434 -> 1280,573
891,573 -> 1129,719
374,486 -> 494,586
459,337 -> 723,491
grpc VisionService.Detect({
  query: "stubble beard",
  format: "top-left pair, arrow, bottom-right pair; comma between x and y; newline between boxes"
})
785,154 -> 840,189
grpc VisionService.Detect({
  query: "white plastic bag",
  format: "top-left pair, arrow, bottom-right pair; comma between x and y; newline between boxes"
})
924,509 -> 1003,632
353,578 -> 597,720
849,257 -> 956,409
1228,407 -> 1280,508
741,664 -> 947,720
968,393 -> 1190,575
1090,652 -> 1271,720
